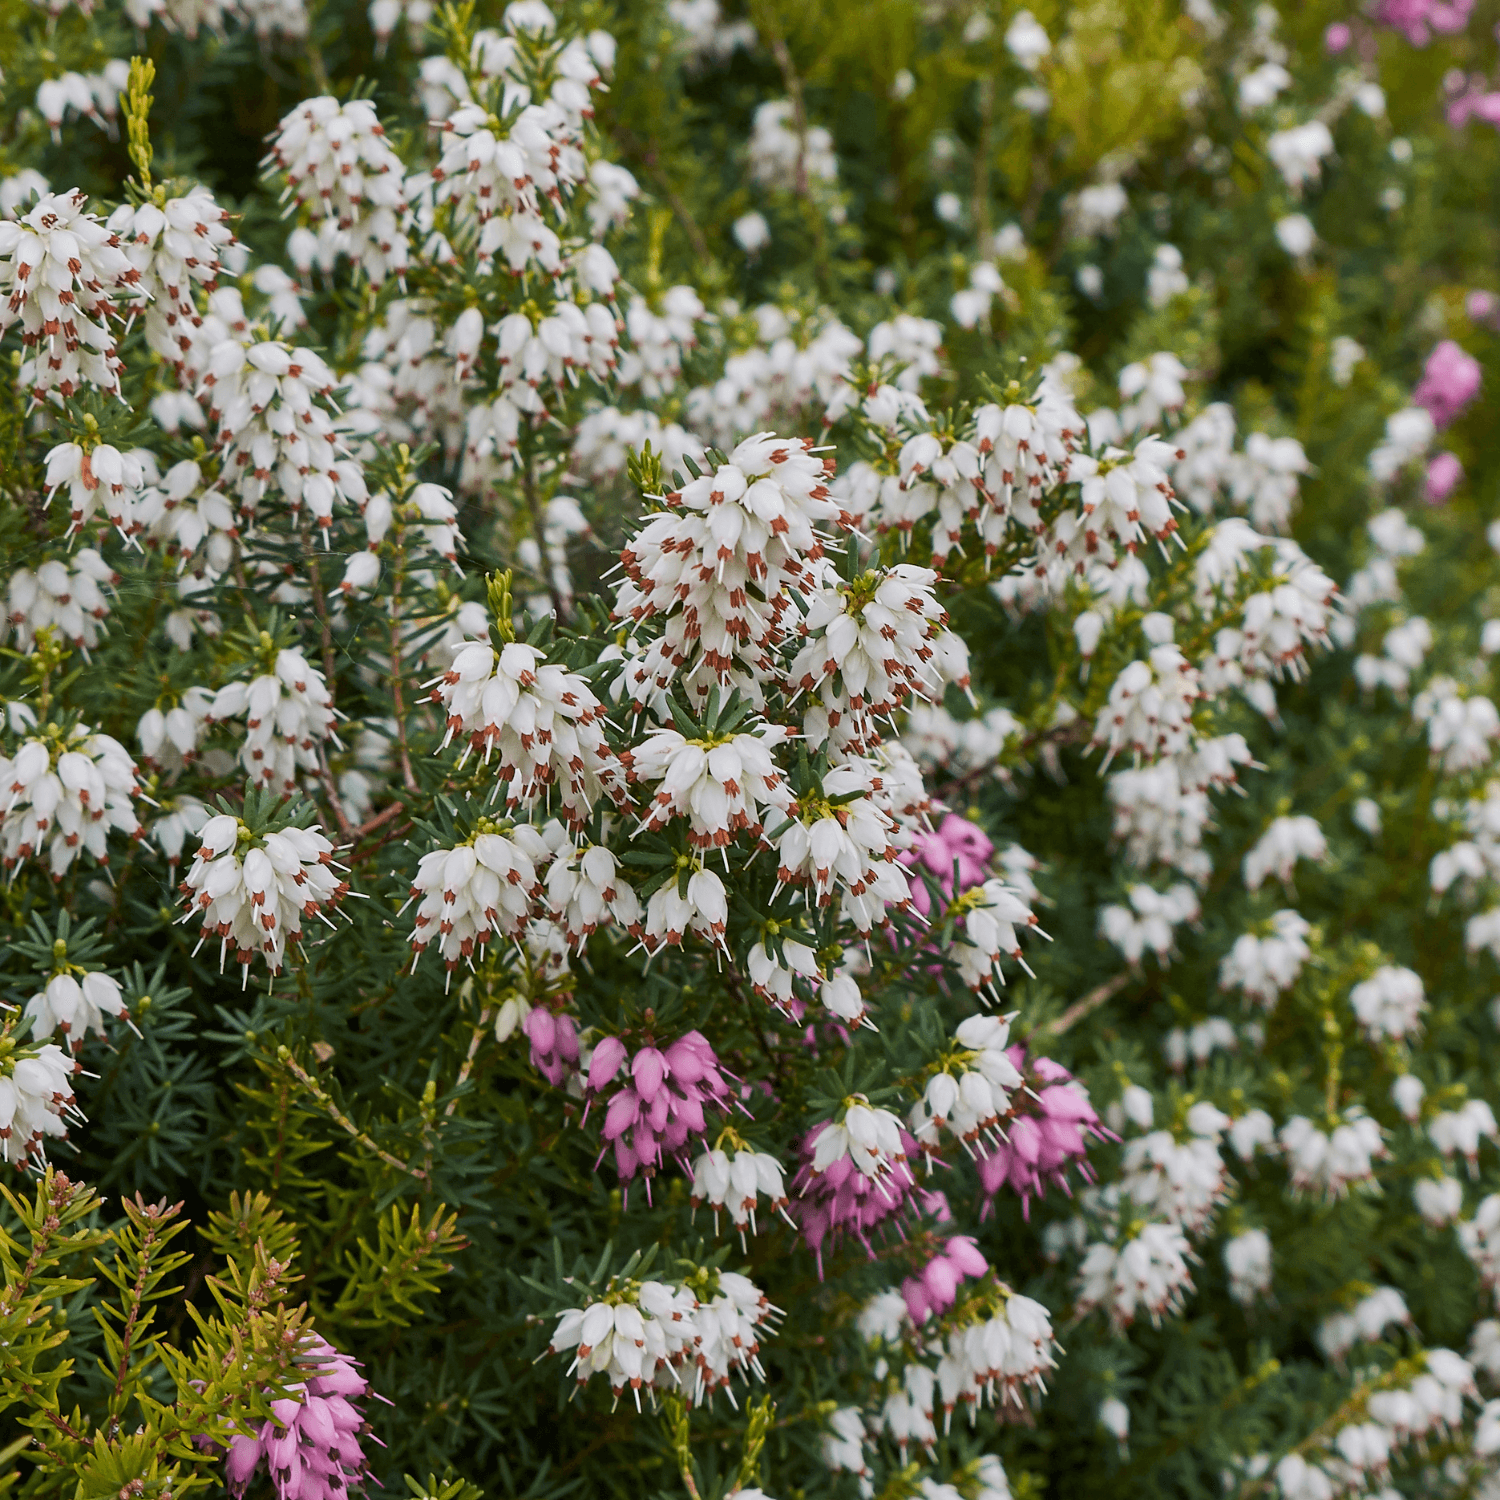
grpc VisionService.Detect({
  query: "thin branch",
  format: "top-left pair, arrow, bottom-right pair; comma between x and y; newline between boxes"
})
1036,970 -> 1133,1037
275,1049 -> 429,1183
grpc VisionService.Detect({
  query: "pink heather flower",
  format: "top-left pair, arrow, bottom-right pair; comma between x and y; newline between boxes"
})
900,1234 -> 989,1323
1467,290 -> 1500,328
793,1126 -> 946,1275
1447,82 -> 1500,129
1375,0 -> 1473,44
1412,340 -> 1482,428
977,1051 -> 1112,1216
224,1337 -> 377,1500
526,1005 -> 580,1086
897,813 -> 993,917
585,1030 -> 734,1190
1324,21 -> 1352,51
1426,451 -> 1464,504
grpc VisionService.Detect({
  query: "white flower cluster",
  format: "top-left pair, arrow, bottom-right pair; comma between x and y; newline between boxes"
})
179,813 -> 349,978
0,727 -> 141,878
547,1269 -> 780,1409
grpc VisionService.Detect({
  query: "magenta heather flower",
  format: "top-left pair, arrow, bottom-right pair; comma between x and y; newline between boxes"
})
224,1337 -> 377,1500
792,1124 -> 949,1275
900,1234 -> 989,1324
1412,340 -> 1482,428
1426,451 -> 1464,504
1375,0 -> 1473,44
526,1004 -> 580,1086
1468,290 -> 1500,328
1324,20 -> 1352,51
584,1030 -> 734,1190
976,1051 -> 1112,1217
898,813 -> 993,917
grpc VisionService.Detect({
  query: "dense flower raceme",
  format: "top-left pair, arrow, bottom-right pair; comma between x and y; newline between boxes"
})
221,1338 -> 379,1500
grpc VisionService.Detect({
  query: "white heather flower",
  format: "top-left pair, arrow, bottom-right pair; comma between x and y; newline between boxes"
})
0,189 -> 139,401
1462,1196 -> 1500,1300
207,648 -> 338,794
543,839 -> 641,947
1223,1229 -> 1272,1305
856,1289 -> 909,1344
1219,910 -> 1311,1007
265,97 -> 410,284
1119,1118 -> 1230,1234
790,565 -> 962,755
881,1363 -> 938,1458
1146,244 -> 1188,308
0,1042 -> 82,1168
1349,965 -> 1425,1042
428,640 -> 618,826
179,813 -> 349,978
1279,1109 -> 1386,1199
947,877 -> 1044,990
1266,120 -> 1335,192
1391,1072 -> 1425,1120
1070,181 -> 1128,237
810,1098 -> 911,1191
0,726 -> 141,878
151,794 -> 210,867
1091,646 -> 1202,769
137,688 -> 215,772
1316,1286 -> 1410,1361
405,825 -> 549,975
1369,406 -> 1435,484
612,434 -> 842,712
770,761 -> 909,935
107,187 -> 235,375
1414,1174 -> 1465,1227
201,338 -> 368,532
692,1270 -> 781,1405
625,722 -> 793,848
640,862 -> 729,952
1117,352 -> 1187,431
1075,1219 -> 1196,1331
821,1407 -> 873,1490
748,100 -> 838,187
1099,1396 -> 1129,1443
1228,1108 -> 1275,1160
934,1291 -> 1057,1422
1242,815 -> 1327,892
1274,213 -> 1316,257
42,443 -> 161,542
4,550 -> 118,655
1099,883 -> 1199,964
548,1280 -> 698,1406
690,1142 -> 792,1237
23,970 -> 128,1050
1414,679 -> 1500,774
1004,9 -> 1050,67
548,1271 -> 777,1410
1239,60 -> 1290,111
910,1014 -> 1024,1157
1429,1099 -> 1498,1168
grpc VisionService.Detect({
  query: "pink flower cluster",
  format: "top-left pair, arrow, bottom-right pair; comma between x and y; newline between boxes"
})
901,1234 -> 988,1323
793,1126 -> 948,1275
526,1004 -> 580,1086
1375,0 -> 1472,44
225,1338 -> 377,1500
976,1052 -> 1111,1216
1412,339 -> 1482,428
1447,77 -> 1500,129
585,1031 -> 733,1188
1426,451 -> 1464,504
898,813 -> 992,917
